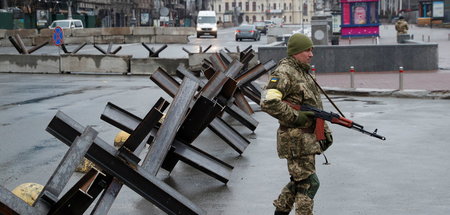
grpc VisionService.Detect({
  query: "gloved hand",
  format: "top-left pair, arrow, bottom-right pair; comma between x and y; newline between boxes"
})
294,111 -> 315,127
320,132 -> 333,151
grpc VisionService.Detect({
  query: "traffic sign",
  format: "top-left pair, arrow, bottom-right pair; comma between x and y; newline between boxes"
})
52,26 -> 64,46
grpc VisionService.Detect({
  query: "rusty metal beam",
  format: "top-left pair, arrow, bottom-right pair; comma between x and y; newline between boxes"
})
35,126 -> 98,211
92,99 -> 168,214
0,185 -> 41,215
142,78 -> 199,176
46,111 -> 206,215
150,67 -> 181,97
151,44 -> 168,57
208,117 -> 250,154
176,65 -> 257,131
72,42 -> 87,54
202,44 -> 212,53
236,60 -> 276,87
48,168 -> 111,215
8,36 -> 23,54
93,44 -> 107,54
208,53 -> 227,73
234,90 -> 254,114
111,46 -> 122,55
28,41 -> 49,54
151,66 -> 252,151
14,34 -> 28,54
100,102 -> 233,183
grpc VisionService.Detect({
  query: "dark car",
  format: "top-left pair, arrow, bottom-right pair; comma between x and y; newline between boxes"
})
235,25 -> 261,41
254,21 -> 268,35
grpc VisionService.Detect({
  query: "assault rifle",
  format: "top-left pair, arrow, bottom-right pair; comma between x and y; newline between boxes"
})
301,105 -> 386,141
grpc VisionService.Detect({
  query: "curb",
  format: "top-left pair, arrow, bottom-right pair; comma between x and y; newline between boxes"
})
323,87 -> 450,99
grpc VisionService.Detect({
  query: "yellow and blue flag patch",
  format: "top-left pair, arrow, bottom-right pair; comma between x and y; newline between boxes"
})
267,77 -> 280,89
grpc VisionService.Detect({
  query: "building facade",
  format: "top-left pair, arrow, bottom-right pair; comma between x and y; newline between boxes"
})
210,0 -> 315,25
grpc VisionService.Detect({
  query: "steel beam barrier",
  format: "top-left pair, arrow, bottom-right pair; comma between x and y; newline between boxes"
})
46,111 -> 206,215
150,67 -> 251,152
176,64 -> 258,131
100,102 -> 233,183
142,78 -> 199,176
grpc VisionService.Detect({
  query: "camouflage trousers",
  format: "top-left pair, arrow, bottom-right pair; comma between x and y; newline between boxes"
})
273,155 -> 317,215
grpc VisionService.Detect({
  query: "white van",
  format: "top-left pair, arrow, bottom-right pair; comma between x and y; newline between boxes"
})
196,11 -> 217,38
49,19 -> 84,29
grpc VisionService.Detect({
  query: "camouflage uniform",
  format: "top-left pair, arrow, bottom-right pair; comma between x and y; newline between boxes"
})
395,19 -> 409,35
261,57 -> 332,215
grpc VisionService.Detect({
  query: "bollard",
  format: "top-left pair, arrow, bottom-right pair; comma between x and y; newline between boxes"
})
422,34 -> 425,41
428,35 -> 430,42
350,66 -> 355,88
348,37 -> 352,45
311,65 -> 316,79
399,66 -> 404,91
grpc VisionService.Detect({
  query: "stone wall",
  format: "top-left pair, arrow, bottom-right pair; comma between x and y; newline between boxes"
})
0,27 -> 196,47
258,44 -> 439,72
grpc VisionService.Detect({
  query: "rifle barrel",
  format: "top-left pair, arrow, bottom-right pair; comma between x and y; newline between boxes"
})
354,127 -> 386,140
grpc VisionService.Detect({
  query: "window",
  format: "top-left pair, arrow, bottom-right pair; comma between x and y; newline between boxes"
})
226,2 -> 229,11
273,3 -> 276,9
303,3 -> 308,16
219,4 -> 221,12
245,2 -> 249,11
252,2 -> 256,11
74,21 -> 82,27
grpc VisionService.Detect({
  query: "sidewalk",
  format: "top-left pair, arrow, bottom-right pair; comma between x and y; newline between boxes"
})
314,24 -> 450,99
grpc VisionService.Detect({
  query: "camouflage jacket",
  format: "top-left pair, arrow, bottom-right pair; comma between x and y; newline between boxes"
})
395,20 -> 409,34
261,57 -> 331,158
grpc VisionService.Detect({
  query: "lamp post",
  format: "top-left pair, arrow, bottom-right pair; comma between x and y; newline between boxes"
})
67,0 -> 72,19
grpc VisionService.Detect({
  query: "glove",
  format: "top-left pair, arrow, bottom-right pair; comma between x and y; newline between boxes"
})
320,132 -> 333,151
294,111 -> 315,127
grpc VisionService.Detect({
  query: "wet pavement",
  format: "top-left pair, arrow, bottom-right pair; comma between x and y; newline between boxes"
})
1,74 -> 450,215
309,24 -> 450,99
0,24 -> 450,214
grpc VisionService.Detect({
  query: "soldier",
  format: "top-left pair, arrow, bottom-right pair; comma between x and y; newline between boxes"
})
395,16 -> 409,35
261,33 -> 333,215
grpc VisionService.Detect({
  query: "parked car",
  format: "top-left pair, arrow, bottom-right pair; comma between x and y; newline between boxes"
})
235,25 -> 261,41
264,20 -> 275,28
49,19 -> 84,29
254,21 -> 268,34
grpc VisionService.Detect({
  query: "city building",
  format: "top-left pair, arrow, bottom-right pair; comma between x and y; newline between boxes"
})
210,0 -> 315,25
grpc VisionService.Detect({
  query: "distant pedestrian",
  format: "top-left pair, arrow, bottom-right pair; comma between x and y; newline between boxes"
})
395,16 -> 409,35
261,33 -> 333,215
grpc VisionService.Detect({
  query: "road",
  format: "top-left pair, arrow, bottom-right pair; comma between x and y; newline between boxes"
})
1,73 -> 450,214
0,27 -> 270,58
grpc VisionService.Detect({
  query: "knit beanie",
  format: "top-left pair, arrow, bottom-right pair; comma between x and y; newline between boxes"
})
287,33 -> 313,56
